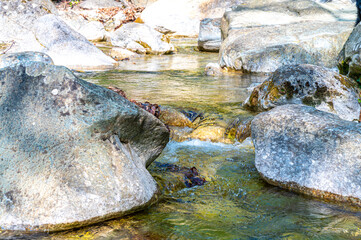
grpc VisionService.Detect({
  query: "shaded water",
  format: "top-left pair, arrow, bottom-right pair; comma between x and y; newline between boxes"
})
3,39 -> 361,239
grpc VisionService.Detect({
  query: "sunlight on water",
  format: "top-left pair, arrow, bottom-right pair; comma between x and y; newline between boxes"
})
3,40 -> 361,240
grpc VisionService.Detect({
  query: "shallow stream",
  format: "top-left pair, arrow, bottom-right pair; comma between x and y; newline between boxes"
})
3,39 -> 361,240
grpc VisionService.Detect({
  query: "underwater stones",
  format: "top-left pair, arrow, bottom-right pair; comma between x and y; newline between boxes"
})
159,106 -> 194,128
111,23 -> 174,55
204,63 -> 223,76
198,18 -> 221,52
243,64 -> 361,122
252,104 -> 361,206
0,61 -> 169,231
219,1 -> 354,72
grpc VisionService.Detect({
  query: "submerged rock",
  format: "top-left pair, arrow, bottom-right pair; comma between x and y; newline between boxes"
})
110,47 -> 139,60
111,23 -> 174,55
198,18 -> 221,52
0,1 -> 115,69
243,64 -> 361,122
252,104 -> 361,206
219,1 -> 354,73
0,61 -> 169,231
204,63 -> 223,76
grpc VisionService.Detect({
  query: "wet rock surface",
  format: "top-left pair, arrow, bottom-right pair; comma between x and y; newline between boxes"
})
219,0 -> 354,73
243,64 -> 361,122
252,104 -> 361,206
0,61 -> 169,231
153,163 -> 206,190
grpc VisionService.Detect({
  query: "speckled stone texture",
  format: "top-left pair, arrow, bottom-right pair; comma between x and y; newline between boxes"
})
252,104 -> 361,206
0,61 -> 169,231
243,64 -> 361,122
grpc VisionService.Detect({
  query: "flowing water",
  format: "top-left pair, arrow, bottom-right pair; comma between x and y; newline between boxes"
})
3,39 -> 361,240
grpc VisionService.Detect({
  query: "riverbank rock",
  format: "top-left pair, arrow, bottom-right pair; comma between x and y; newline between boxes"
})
219,0 -> 355,73
338,23 -> 361,79
0,1 -> 115,69
243,64 -> 361,122
252,104 -> 361,206
59,11 -> 107,41
111,23 -> 175,54
198,18 -> 221,52
0,61 -> 169,231
79,0 -> 129,9
139,0 -> 242,37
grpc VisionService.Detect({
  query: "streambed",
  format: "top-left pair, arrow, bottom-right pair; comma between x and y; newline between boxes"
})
3,39 -> 361,240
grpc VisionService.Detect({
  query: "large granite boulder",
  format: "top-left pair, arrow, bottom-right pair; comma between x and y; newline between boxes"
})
111,23 -> 174,55
252,104 -> 361,206
243,64 -> 361,122
0,59 -> 169,231
0,1 -> 115,69
219,0 -> 355,73
198,18 -> 221,52
139,0 -> 242,37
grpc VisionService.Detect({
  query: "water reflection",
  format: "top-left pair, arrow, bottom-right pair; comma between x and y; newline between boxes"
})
3,40 -> 361,239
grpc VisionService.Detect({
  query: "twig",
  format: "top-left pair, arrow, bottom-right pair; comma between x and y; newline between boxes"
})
1,41 -> 15,55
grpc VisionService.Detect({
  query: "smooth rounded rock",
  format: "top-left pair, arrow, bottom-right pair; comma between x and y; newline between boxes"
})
219,0 -> 355,73
252,104 -> 361,206
243,64 -> 361,122
0,61 -> 169,231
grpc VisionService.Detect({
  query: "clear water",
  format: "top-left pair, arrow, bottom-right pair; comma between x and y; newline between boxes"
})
3,39 -> 361,240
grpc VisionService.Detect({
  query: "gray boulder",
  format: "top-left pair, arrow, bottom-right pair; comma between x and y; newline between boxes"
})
252,104 -> 361,206
243,64 -> 361,122
0,1 -> 115,69
111,23 -> 175,55
0,60 -> 169,231
198,18 -> 221,52
219,0 -> 354,73
338,23 -> 361,79
0,52 -> 53,68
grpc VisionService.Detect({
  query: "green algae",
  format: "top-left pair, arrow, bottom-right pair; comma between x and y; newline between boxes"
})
4,39 -> 361,239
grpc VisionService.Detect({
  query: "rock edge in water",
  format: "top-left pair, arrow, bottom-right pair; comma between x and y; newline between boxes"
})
252,104 -> 361,206
0,60 -> 169,231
